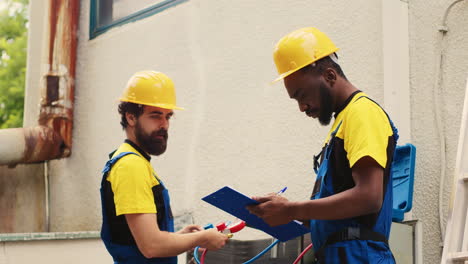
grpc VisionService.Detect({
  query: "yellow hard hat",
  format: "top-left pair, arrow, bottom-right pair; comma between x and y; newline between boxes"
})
272,27 -> 339,82
120,71 -> 184,110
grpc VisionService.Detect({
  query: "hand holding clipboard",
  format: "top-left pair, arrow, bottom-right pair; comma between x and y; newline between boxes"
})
202,186 -> 310,242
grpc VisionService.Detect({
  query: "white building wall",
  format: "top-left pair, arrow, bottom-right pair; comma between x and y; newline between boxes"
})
0,239 -> 112,264
408,0 -> 468,263
49,0 -> 385,232
0,237 -> 193,264
13,0 -> 468,263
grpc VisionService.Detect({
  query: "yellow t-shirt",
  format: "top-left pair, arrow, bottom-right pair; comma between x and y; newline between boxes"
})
324,92 -> 394,168
106,142 -> 161,216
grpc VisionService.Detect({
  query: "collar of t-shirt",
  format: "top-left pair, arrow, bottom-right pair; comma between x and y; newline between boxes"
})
124,139 -> 151,162
334,90 -> 362,118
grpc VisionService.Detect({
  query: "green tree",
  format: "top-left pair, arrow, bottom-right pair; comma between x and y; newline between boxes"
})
0,0 -> 28,128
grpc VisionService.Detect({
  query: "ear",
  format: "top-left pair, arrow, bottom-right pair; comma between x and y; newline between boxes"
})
125,112 -> 137,127
324,68 -> 337,87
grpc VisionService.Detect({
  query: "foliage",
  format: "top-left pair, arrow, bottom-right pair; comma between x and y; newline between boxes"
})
0,0 -> 29,128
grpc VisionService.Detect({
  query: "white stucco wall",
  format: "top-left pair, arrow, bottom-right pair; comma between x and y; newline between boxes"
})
19,0 -> 468,263
1,236 -> 175,264
47,0 -> 386,233
0,239 -> 112,264
408,0 -> 468,263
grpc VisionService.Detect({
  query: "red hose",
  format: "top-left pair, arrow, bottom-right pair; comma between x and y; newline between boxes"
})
200,248 -> 208,264
292,243 -> 313,264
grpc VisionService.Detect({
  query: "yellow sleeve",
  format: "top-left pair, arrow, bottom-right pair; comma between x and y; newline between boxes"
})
343,99 -> 393,168
108,155 -> 158,216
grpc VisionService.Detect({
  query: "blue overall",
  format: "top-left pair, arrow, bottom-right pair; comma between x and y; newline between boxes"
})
310,97 -> 398,264
100,151 -> 177,264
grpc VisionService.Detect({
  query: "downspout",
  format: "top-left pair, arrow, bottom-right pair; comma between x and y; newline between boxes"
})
0,0 -> 80,167
434,0 -> 467,244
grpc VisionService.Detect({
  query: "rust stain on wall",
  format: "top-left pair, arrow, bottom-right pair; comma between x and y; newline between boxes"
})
0,164 -> 45,233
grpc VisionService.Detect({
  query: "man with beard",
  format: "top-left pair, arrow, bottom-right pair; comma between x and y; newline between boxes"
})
100,71 -> 228,264
248,28 -> 397,263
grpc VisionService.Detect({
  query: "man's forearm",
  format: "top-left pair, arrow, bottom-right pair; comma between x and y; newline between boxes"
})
126,213 -> 210,258
289,186 -> 382,221
142,231 -> 206,258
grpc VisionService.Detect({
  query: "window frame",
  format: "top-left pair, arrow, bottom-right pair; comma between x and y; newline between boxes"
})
89,0 -> 186,39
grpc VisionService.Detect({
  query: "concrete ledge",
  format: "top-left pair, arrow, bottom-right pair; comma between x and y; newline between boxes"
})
0,212 -> 193,242
0,231 -> 100,242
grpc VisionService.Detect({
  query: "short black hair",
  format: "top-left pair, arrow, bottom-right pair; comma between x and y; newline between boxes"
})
301,54 -> 347,80
118,102 -> 144,129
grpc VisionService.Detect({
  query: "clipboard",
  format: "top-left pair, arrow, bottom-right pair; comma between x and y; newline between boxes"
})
201,186 -> 310,242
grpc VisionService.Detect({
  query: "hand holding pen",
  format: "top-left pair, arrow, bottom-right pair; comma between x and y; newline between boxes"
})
247,187 -> 294,226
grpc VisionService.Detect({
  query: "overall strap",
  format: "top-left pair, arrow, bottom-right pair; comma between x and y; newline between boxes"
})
314,121 -> 343,173
326,121 -> 343,157
101,151 -> 140,175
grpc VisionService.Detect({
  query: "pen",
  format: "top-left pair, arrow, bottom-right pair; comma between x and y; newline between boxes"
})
276,187 -> 287,196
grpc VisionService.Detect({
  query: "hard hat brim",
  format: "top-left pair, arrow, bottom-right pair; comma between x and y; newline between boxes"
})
271,70 -> 296,84
119,98 -> 185,110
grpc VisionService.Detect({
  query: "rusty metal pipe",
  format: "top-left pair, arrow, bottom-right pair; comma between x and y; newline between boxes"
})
0,0 -> 79,167
0,126 -> 64,166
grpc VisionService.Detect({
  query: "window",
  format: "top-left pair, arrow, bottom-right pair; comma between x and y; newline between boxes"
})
90,0 -> 185,39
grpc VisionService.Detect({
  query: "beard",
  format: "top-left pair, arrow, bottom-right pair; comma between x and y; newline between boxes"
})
135,122 -> 168,156
317,80 -> 334,126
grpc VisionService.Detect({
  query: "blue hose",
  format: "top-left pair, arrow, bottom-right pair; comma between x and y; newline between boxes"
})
243,239 -> 280,264
193,239 -> 280,264
194,246 -> 202,264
